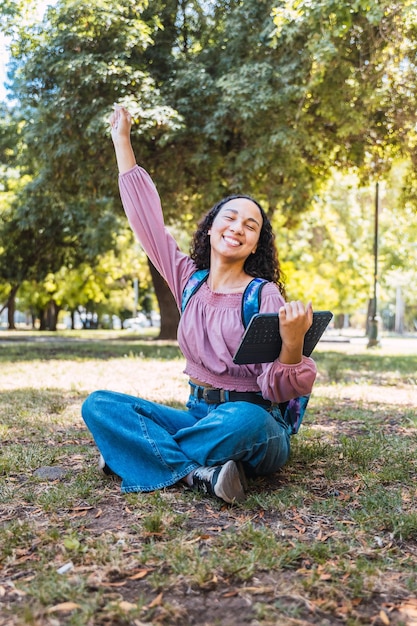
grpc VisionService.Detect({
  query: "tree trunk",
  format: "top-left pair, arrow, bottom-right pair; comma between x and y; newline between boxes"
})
1,284 -> 19,330
147,258 -> 180,340
39,300 -> 61,331
7,293 -> 16,329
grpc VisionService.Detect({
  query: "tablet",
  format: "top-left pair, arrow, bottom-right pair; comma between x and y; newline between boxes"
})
232,310 -> 333,364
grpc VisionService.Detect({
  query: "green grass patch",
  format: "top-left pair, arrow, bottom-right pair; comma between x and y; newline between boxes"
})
0,333 -> 416,625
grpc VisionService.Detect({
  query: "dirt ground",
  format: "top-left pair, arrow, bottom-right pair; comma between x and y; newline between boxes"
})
1,332 -> 416,625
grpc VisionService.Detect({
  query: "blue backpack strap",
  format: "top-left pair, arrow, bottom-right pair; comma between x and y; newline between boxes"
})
279,395 -> 311,435
182,272 -> 266,329
241,278 -> 267,328
181,269 -> 209,313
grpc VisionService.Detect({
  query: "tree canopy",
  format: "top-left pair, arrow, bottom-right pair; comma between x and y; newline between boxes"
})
1,0 -> 416,332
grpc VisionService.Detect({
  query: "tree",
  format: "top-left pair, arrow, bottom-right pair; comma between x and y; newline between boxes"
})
165,0 -> 417,216
4,0 -> 182,332
2,0 -> 417,336
15,221 -> 157,329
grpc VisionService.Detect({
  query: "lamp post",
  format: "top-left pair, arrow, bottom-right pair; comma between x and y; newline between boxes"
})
367,181 -> 380,348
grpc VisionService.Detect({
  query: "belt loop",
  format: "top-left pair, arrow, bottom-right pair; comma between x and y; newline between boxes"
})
220,389 -> 229,402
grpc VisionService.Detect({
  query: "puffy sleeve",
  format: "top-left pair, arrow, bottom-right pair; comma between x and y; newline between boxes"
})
118,165 -> 195,308
255,283 -> 317,403
257,357 -> 317,403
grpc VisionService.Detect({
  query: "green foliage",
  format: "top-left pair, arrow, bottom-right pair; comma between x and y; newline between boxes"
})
1,0 -> 417,327
10,0 -> 180,196
270,0 -> 417,176
15,224 -> 153,324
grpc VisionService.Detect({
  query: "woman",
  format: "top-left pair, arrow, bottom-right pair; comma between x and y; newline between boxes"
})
81,105 -> 317,504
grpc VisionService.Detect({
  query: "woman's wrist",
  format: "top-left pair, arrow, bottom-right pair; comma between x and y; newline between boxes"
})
278,343 -> 303,364
115,149 -> 136,174
112,135 -> 132,150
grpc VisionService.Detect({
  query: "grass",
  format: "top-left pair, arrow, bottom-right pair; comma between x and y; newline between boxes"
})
0,330 -> 416,625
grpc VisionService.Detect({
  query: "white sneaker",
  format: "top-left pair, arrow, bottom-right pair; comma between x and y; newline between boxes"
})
98,453 -> 117,477
191,460 -> 246,503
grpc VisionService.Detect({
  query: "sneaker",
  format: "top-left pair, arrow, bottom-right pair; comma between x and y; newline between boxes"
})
191,460 -> 246,503
98,453 -> 117,477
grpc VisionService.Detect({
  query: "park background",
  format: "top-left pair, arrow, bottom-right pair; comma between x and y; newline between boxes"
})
1,2 -> 417,626
1,0 -> 417,338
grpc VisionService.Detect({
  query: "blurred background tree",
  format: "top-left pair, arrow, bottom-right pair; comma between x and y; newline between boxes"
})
0,0 -> 416,335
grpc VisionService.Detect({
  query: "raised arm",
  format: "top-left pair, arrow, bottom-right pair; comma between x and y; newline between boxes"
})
110,105 -> 195,307
110,105 -> 137,174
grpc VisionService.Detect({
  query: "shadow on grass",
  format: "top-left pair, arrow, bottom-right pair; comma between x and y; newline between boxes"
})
314,350 -> 417,381
0,336 -> 183,362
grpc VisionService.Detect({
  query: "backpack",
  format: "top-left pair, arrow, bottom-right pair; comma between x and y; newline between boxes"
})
181,269 -> 310,434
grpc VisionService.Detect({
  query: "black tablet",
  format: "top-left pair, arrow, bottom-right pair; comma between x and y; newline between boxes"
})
232,310 -> 333,364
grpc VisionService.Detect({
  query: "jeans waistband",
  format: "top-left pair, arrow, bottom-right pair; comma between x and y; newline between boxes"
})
189,382 -> 271,408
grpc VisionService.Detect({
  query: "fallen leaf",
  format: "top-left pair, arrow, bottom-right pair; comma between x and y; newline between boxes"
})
10,588 -> 26,597
147,592 -> 163,608
71,506 -> 93,512
47,602 -> 81,613
294,524 -> 306,534
241,586 -> 274,595
199,574 -> 218,589
128,569 -> 152,580
119,601 -> 137,612
14,554 -> 39,565
379,609 -> 390,624
398,598 -> 417,622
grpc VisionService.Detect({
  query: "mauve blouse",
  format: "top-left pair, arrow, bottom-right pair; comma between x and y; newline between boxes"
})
119,165 -> 317,403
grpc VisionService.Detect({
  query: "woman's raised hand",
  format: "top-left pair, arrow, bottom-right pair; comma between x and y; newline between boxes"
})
110,105 -> 132,144
109,105 -> 136,174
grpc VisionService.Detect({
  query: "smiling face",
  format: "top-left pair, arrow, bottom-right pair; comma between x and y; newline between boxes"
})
208,197 -> 263,264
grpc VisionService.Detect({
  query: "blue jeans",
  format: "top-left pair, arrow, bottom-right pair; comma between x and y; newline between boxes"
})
81,386 -> 291,493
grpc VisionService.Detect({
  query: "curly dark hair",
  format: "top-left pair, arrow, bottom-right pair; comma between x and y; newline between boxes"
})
190,194 -> 286,297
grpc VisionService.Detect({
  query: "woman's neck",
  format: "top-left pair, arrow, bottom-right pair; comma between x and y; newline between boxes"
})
207,264 -> 252,294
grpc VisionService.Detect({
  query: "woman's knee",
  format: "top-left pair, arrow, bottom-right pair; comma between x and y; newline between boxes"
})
81,390 -> 111,425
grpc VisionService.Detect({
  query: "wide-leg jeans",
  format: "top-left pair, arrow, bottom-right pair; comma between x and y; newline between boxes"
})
81,388 -> 291,494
